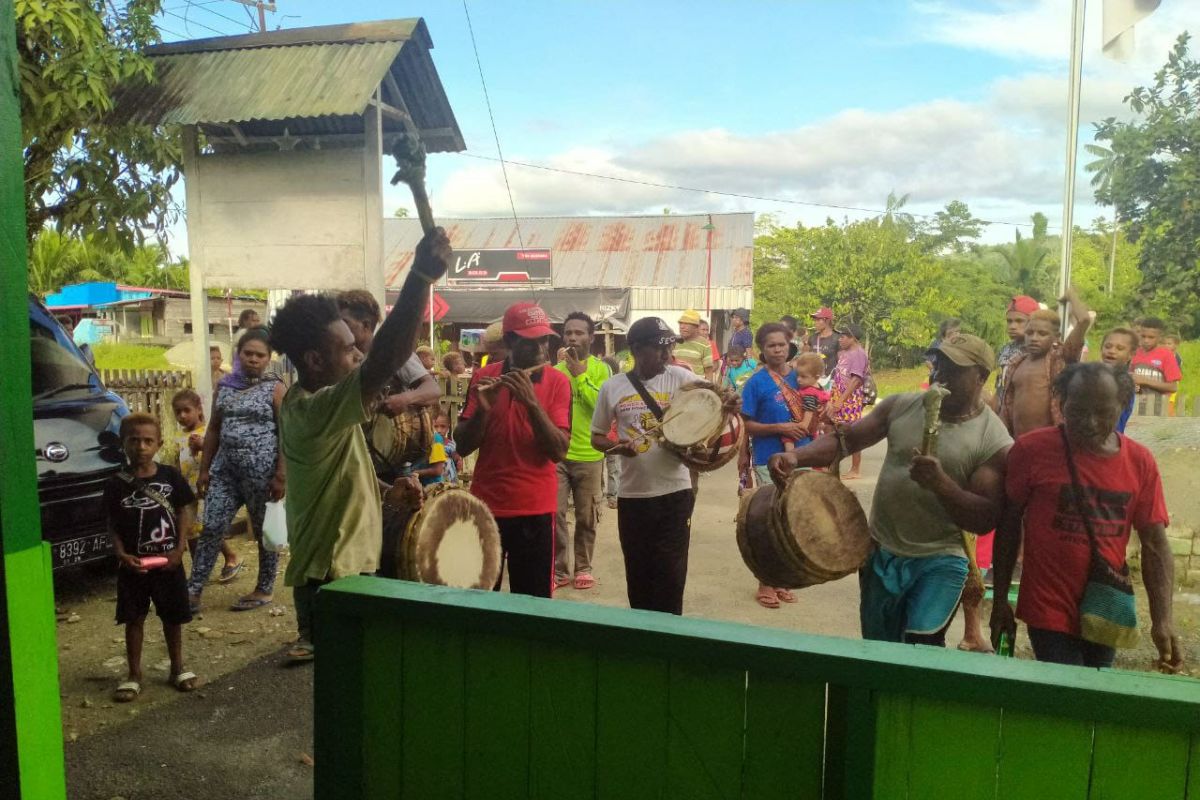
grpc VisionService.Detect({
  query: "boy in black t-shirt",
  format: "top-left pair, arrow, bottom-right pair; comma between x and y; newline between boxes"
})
104,413 -> 198,702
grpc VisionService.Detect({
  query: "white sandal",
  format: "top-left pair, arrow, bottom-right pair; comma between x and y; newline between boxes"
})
171,671 -> 198,692
114,680 -> 141,702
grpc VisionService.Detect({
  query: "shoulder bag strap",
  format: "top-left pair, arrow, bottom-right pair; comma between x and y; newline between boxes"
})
118,471 -> 177,524
766,369 -> 809,423
1058,426 -> 1101,557
625,370 -> 665,421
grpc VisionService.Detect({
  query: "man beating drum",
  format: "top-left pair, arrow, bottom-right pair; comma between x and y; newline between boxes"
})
455,302 -> 572,598
770,333 -> 1012,646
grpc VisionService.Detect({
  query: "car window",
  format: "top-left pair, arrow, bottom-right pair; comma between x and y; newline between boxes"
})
30,317 -> 96,398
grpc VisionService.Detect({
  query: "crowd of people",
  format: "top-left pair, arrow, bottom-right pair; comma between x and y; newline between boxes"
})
103,227 -> 1186,703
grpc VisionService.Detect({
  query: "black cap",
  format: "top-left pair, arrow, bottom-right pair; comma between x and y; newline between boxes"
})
834,320 -> 863,340
627,317 -> 681,347
732,307 -> 750,323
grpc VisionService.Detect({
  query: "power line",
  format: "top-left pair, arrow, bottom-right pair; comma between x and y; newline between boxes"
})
181,0 -> 257,33
454,152 -> 1051,230
461,0 -> 524,248
160,8 -> 232,37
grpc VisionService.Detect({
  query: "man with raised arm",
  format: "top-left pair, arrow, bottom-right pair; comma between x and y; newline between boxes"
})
269,229 -> 452,662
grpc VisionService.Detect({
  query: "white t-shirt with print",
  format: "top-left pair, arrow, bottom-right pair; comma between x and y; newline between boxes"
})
591,365 -> 700,498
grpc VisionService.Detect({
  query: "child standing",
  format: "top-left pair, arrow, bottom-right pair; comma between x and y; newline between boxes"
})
1100,327 -> 1138,433
999,286 -> 1091,438
105,413 -> 199,702
411,434 -> 448,486
1130,317 -> 1182,397
723,345 -> 758,393
433,412 -> 461,483
159,390 -> 241,580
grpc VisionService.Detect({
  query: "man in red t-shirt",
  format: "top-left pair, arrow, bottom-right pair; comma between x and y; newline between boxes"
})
991,362 -> 1181,670
1130,316 -> 1182,396
456,302 -> 571,597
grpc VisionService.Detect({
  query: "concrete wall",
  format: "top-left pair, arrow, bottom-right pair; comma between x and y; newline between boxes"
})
191,148 -> 376,292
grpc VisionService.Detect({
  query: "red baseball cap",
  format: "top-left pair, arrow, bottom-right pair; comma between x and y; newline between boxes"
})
502,302 -> 555,339
1007,295 -> 1039,315
811,307 -> 834,320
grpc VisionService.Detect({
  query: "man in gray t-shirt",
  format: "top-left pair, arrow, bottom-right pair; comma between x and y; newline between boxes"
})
772,333 -> 1011,647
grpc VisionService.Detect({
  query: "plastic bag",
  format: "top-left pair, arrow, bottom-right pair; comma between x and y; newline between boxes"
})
262,501 -> 289,553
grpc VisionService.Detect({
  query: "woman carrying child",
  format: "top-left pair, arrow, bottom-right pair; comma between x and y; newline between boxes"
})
189,329 -> 286,613
739,325 -> 828,609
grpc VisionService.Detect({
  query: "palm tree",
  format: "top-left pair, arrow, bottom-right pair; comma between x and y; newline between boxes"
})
881,191 -> 916,233
999,230 -> 1050,297
1084,143 -> 1121,293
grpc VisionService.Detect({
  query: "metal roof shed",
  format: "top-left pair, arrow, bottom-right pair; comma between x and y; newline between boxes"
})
113,18 -> 464,400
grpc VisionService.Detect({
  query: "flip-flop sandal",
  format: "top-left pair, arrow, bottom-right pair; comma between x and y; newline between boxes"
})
171,671 -> 198,692
553,576 -> 572,589
755,587 -> 781,609
113,680 -> 141,703
574,574 -> 596,590
287,641 -> 315,663
230,596 -> 272,612
956,641 -> 996,654
775,588 -> 798,604
218,561 -> 244,583
188,594 -> 202,615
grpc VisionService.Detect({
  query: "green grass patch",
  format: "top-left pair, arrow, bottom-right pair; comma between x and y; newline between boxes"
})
91,343 -> 171,371
1177,341 -> 1198,397
873,366 -> 929,398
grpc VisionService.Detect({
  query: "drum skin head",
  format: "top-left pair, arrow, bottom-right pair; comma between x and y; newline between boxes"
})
661,384 -> 725,446
780,471 -> 871,574
401,485 -> 501,589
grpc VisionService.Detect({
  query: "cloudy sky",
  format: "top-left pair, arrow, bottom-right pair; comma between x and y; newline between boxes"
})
157,0 -> 1199,243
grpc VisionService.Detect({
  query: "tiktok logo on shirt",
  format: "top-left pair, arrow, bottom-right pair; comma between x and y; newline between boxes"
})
121,481 -> 177,554
1052,484 -> 1132,538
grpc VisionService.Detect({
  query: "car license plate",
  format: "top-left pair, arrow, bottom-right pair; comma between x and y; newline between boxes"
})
53,532 -> 111,569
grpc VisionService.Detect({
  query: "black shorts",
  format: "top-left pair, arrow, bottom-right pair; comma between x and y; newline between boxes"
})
116,564 -> 192,626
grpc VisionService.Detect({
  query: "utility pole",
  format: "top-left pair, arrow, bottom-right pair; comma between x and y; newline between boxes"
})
231,0 -> 276,32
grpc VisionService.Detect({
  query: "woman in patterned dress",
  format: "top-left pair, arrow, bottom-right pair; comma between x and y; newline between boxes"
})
827,321 -> 870,479
189,329 -> 286,612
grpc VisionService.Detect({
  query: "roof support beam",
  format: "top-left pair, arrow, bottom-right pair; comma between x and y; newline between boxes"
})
225,124 -> 248,146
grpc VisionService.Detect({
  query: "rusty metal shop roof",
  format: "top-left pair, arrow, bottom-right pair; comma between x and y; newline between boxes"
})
111,19 -> 464,153
382,213 -> 754,289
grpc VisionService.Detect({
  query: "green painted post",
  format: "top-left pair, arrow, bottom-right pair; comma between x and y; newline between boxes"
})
0,7 -> 68,799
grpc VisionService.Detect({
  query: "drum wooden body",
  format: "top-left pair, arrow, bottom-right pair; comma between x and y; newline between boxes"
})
400,484 -> 501,589
736,471 -> 871,589
367,406 -> 434,470
662,382 -> 740,472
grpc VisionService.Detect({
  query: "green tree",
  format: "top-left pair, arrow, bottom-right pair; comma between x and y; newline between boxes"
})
754,214 -> 957,366
17,0 -> 181,248
1094,32 -> 1200,334
922,200 -> 985,254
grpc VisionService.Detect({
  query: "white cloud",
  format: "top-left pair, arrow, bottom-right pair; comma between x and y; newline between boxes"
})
424,75 -> 1127,241
913,0 -> 1197,73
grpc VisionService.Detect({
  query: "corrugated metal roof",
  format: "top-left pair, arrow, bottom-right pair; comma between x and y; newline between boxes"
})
382,213 -> 755,290
111,19 -> 465,152
119,42 -> 403,126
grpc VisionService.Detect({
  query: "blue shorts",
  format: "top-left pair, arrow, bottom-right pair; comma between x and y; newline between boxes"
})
859,546 -> 968,642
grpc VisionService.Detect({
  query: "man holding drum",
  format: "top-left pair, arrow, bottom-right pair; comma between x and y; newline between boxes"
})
590,317 -> 739,615
456,302 -> 572,598
770,333 -> 1011,646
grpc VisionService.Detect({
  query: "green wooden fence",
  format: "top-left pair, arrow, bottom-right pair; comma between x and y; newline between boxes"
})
315,577 -> 1200,800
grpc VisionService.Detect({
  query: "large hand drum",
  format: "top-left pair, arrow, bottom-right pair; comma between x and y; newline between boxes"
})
661,382 -> 741,471
367,407 -> 434,471
400,484 -> 501,589
736,471 -> 871,589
